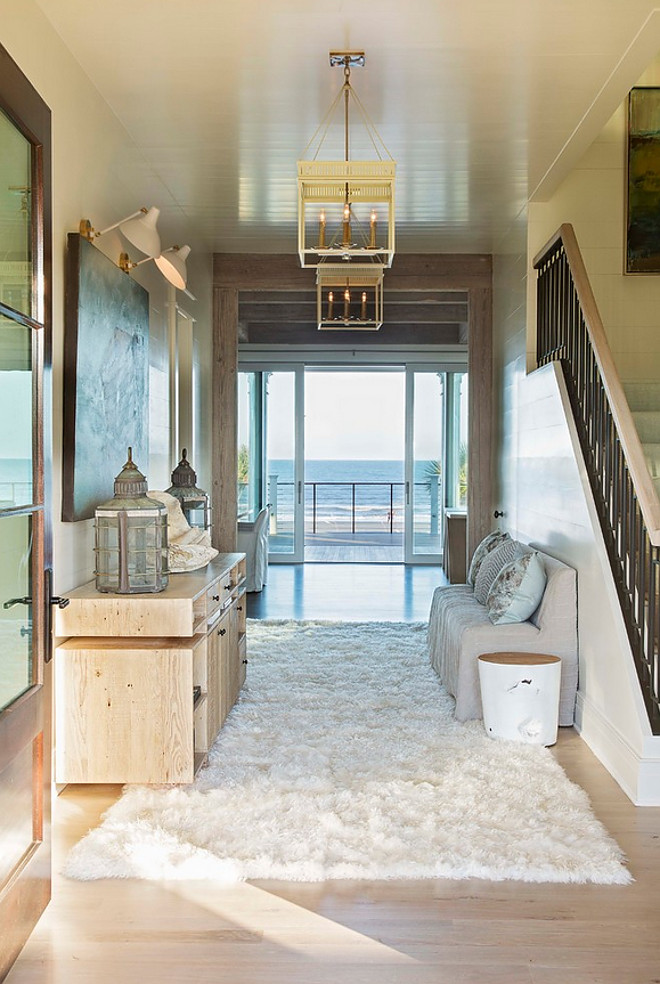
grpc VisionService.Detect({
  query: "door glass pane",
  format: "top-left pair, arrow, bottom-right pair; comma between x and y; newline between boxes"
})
0,318 -> 32,508
412,372 -> 443,556
237,372 -> 261,520
266,371 -> 295,555
0,108 -> 32,319
0,514 -> 33,711
447,372 -> 468,509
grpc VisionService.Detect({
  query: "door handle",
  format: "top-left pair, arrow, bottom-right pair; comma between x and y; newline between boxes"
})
298,480 -> 302,504
3,596 -> 32,610
405,481 -> 410,505
44,569 -> 70,664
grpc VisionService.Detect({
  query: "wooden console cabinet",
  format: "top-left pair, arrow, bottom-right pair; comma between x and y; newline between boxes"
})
54,553 -> 247,784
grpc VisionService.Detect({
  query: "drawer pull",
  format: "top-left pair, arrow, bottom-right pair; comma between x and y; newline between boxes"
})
212,594 -> 220,602
242,658 -> 248,665
237,606 -> 243,612
217,628 -> 226,637
224,581 -> 233,590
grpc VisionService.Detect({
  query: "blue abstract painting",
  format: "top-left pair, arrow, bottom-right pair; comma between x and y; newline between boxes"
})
63,234 -> 149,521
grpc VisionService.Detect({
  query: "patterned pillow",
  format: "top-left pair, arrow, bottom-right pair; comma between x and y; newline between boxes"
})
486,551 -> 547,624
474,538 -> 523,605
467,531 -> 510,586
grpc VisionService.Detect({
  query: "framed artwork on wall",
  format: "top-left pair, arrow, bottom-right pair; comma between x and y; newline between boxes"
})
627,86 -> 660,274
62,233 -> 150,521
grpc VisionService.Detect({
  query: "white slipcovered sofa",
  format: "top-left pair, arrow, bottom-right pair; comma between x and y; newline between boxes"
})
428,544 -> 578,725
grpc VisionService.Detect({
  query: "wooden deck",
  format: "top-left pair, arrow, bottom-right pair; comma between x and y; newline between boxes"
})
269,532 -> 444,563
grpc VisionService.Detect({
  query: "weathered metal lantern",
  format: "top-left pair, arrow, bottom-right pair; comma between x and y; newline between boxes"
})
166,448 -> 212,531
94,448 -> 169,594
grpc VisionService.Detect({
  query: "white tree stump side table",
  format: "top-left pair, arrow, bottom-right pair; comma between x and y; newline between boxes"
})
477,652 -> 562,746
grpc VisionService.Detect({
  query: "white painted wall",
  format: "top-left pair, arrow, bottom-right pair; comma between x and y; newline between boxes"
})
1,0 -> 213,595
528,57 -> 660,381
494,79 -> 660,803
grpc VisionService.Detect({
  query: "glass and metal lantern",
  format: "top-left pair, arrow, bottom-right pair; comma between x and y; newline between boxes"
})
316,263 -> 384,330
297,52 -> 396,270
166,448 -> 212,531
94,448 -> 169,594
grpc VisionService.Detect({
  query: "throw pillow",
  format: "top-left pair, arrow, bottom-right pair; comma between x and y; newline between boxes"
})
486,551 -> 547,624
474,538 -> 523,605
467,530 -> 510,585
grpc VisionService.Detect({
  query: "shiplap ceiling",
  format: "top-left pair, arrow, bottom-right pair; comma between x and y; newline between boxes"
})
35,0 -> 660,255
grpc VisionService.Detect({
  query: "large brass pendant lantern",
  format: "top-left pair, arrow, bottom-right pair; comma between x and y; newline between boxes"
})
297,52 -> 395,270
166,448 -> 212,531
94,448 -> 169,594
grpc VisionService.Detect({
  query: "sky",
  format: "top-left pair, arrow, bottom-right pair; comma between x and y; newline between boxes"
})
253,369 -> 450,461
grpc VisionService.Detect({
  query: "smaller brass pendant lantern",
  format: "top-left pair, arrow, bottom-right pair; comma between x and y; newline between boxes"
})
94,448 -> 169,594
166,448 -> 212,531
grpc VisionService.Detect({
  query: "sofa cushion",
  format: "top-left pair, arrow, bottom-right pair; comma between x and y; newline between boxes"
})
474,538 -> 523,605
486,551 -> 547,624
467,530 -> 510,585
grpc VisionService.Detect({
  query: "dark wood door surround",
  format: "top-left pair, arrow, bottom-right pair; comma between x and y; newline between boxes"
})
0,42 -> 53,980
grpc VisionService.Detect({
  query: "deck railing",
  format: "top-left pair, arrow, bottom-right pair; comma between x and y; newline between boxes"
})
534,223 -> 660,733
261,479 -> 442,536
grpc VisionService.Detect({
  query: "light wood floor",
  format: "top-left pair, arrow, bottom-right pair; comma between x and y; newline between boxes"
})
6,731 -> 660,984
7,565 -> 660,984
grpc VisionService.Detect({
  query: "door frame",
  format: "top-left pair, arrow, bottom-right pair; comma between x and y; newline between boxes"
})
0,42 -> 52,979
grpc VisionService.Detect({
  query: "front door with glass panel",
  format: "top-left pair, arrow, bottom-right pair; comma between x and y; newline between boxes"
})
265,368 -> 304,563
0,45 -> 52,978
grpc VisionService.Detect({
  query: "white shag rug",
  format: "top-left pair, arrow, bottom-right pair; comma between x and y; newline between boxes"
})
63,620 -> 631,885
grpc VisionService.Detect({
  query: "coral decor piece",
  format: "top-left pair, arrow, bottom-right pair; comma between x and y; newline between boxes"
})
63,620 -> 631,885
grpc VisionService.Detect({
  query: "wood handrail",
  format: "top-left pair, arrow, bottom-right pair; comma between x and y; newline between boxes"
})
534,223 -> 660,545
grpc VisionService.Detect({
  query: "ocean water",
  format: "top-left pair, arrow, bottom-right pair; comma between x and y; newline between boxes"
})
0,459 -> 32,507
264,459 -> 440,529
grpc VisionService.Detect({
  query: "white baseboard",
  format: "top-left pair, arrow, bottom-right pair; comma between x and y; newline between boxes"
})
575,693 -> 660,805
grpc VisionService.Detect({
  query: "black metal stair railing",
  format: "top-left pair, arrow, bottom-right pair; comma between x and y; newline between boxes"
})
534,225 -> 660,734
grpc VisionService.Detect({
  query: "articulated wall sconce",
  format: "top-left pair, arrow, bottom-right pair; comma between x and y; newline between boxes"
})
79,207 -> 191,290
119,245 -> 191,290
79,206 -> 161,257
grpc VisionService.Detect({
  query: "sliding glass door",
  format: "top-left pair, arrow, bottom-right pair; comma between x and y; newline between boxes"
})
404,368 -> 444,564
238,359 -> 467,567
264,368 -> 305,562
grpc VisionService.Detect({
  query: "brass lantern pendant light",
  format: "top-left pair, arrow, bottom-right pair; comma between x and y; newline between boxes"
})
94,448 -> 169,594
297,51 -> 396,270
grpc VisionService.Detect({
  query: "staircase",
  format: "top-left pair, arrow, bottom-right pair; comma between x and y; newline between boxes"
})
534,224 -> 660,735
623,381 -> 660,499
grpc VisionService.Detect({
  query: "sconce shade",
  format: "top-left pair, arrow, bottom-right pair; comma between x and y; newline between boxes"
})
119,206 -> 161,257
165,448 -> 212,531
94,448 -> 169,594
155,244 -> 190,289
